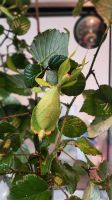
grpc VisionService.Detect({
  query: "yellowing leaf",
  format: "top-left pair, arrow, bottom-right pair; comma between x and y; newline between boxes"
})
31,86 -> 60,134
74,137 -> 101,155
88,116 -> 112,138
35,78 -> 51,87
94,0 -> 112,25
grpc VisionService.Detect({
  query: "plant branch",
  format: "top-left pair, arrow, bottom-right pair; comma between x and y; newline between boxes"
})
91,70 -> 100,88
0,112 -> 30,121
86,26 -> 109,80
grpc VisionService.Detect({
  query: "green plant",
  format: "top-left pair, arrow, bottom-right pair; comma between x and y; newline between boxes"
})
0,0 -> 112,199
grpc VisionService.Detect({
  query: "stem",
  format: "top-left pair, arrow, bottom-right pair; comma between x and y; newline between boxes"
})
86,26 -> 109,80
91,70 -> 100,88
0,112 -> 30,121
61,149 -> 76,162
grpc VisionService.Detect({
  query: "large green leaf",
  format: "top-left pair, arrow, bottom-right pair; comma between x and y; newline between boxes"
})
24,64 -> 42,88
74,137 -> 101,155
8,175 -> 52,200
83,182 -> 100,200
59,115 -> 87,138
31,86 -> 60,132
81,87 -> 112,116
31,29 -> 69,67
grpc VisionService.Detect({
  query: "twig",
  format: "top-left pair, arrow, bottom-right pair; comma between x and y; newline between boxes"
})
61,149 -> 76,162
91,70 -> 100,88
0,112 -> 30,121
86,26 -> 109,80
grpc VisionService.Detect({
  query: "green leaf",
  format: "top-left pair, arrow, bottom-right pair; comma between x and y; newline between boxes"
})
69,196 -> 82,200
99,160 -> 108,180
46,70 -> 58,85
31,29 -> 69,67
0,72 -> 30,96
11,16 -> 31,35
58,58 -> 71,82
41,153 -> 55,175
95,85 -> 112,103
74,137 -> 101,155
106,176 -> 112,200
93,0 -> 112,25
81,88 -> 112,116
8,175 -> 52,200
6,53 -> 29,71
61,73 -> 85,96
31,86 -> 60,132
0,121 -> 16,134
15,144 -> 30,164
83,182 -> 100,200
32,87 -> 43,93
24,64 -> 42,88
0,24 -> 4,35
59,115 -> 87,138
0,5 -> 13,19
87,116 -> 112,138
48,55 -> 67,70
35,78 -> 51,87
0,154 -> 12,173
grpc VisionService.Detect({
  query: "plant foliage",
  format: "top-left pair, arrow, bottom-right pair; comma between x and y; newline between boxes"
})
0,0 -> 111,200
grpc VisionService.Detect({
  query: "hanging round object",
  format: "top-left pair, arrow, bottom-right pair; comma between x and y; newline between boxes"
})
74,8 -> 107,49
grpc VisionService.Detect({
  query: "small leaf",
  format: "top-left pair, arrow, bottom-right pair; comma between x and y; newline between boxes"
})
74,137 -> 101,155
11,16 -> 31,35
24,64 -> 42,88
0,5 -> 13,19
59,115 -> 87,138
69,196 -> 82,200
61,73 -> 85,96
31,86 -> 60,132
31,29 -> 69,67
32,87 -> 43,93
83,182 -> 100,200
58,58 -> 71,82
6,53 -> 29,71
48,55 -> 67,70
8,175 -> 52,200
35,78 -> 51,87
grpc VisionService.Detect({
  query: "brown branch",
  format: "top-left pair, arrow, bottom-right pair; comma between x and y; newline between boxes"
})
86,26 -> 109,80
0,112 -> 30,121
